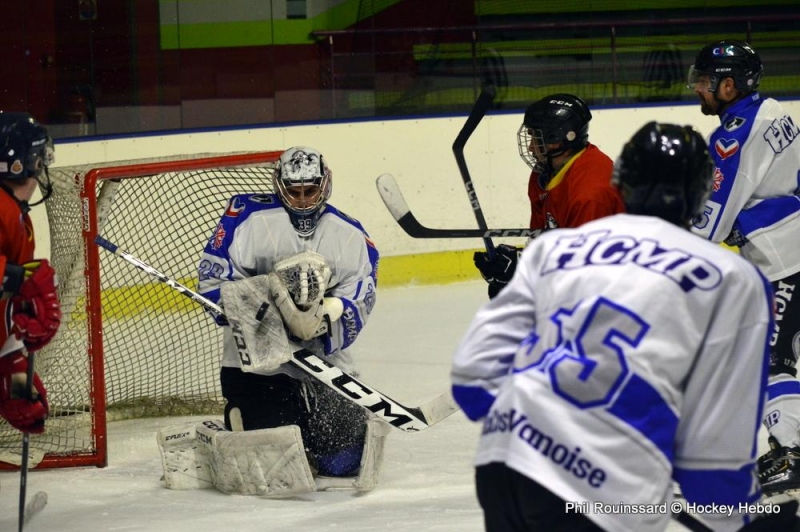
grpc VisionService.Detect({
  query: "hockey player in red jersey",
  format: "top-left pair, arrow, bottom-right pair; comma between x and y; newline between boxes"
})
474,94 -> 624,298
0,112 -> 60,434
454,122 -> 800,531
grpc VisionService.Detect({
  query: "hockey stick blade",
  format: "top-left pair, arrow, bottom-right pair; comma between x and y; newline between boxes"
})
23,491 -> 47,525
376,173 -> 537,239
95,235 -> 459,432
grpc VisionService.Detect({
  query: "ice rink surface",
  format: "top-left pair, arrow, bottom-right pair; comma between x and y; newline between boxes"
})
0,281 -> 761,531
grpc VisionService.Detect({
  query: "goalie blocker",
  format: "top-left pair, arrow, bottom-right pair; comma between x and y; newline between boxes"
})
157,417 -> 390,497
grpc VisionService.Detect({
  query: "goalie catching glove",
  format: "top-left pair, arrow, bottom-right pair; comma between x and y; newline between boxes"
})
10,260 -> 62,351
269,251 -> 344,341
0,353 -> 48,433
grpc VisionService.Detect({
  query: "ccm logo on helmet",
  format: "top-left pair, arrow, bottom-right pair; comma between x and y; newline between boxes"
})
548,99 -> 573,107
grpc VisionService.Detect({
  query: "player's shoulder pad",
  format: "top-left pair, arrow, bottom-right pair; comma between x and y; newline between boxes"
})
220,193 -> 282,222
322,204 -> 368,234
243,193 -> 282,210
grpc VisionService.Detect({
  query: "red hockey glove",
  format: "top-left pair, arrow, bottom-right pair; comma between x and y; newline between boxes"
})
0,353 -> 48,434
11,260 -> 62,351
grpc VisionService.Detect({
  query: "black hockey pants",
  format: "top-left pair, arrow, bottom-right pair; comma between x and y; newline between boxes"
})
220,367 -> 367,476
475,462 -> 606,532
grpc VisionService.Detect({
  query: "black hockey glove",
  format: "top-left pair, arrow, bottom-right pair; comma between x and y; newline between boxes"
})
737,500 -> 800,531
724,227 -> 749,248
473,244 -> 520,299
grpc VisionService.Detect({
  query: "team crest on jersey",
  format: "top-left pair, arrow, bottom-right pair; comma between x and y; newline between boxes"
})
715,138 -> 739,159
712,167 -> 724,192
723,117 -> 746,132
210,223 -> 226,250
224,197 -> 246,217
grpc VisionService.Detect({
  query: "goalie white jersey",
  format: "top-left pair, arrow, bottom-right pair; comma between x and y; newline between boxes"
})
452,213 -> 773,532
199,193 -> 379,370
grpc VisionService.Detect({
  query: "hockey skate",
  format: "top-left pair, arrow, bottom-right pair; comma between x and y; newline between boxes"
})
759,436 -> 800,496
758,436 -> 782,476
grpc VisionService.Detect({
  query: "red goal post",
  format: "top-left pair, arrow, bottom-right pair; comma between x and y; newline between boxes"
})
0,151 -> 283,469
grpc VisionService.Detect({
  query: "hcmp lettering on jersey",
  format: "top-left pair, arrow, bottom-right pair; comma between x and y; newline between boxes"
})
541,230 -> 722,292
771,280 -> 796,347
482,408 -> 607,488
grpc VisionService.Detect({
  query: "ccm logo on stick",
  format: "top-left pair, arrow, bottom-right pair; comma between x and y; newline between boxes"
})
292,350 -> 418,429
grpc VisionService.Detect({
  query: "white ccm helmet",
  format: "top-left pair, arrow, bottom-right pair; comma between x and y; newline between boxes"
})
272,146 -> 332,237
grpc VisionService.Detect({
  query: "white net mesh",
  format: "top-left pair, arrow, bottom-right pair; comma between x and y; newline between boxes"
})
0,151 -> 281,466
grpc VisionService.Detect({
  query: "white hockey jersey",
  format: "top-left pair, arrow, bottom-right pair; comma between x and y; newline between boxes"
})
198,194 -> 379,374
452,214 -> 773,532
692,93 -> 800,281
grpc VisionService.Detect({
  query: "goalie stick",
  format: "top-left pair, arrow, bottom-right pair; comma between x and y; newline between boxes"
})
376,173 -> 538,239
94,235 -> 458,432
453,85 -> 498,255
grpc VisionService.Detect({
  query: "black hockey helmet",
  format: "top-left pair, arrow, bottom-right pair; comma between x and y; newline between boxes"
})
612,121 -> 714,226
687,40 -> 763,94
518,93 -> 592,172
0,112 -> 54,182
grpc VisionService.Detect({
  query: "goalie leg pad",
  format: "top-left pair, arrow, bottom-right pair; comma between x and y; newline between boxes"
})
197,420 -> 317,498
315,418 -> 391,492
354,418 -> 391,492
158,419 -> 317,497
157,423 -> 214,490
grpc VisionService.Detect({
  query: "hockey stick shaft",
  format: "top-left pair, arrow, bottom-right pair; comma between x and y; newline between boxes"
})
453,85 -> 497,255
672,510 -> 712,532
94,235 -> 458,432
377,173 -> 538,239
18,352 -> 35,532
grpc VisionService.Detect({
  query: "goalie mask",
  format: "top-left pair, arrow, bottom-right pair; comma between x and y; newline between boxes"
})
518,93 -> 591,174
0,112 -> 55,206
273,146 -> 332,238
612,121 -> 714,227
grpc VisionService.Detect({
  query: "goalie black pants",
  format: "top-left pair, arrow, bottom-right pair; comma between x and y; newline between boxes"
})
220,367 -> 367,476
475,462 -> 605,532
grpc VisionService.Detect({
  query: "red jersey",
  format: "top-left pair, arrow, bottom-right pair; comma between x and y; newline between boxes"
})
527,143 -> 624,231
0,188 -> 35,356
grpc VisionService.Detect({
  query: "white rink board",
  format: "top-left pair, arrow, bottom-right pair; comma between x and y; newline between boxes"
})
33,100 -> 800,261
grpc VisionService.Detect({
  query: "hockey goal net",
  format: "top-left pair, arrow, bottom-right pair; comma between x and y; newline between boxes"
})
0,151 -> 283,469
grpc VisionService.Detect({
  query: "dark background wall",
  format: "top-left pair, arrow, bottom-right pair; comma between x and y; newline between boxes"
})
1,1 -> 797,138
